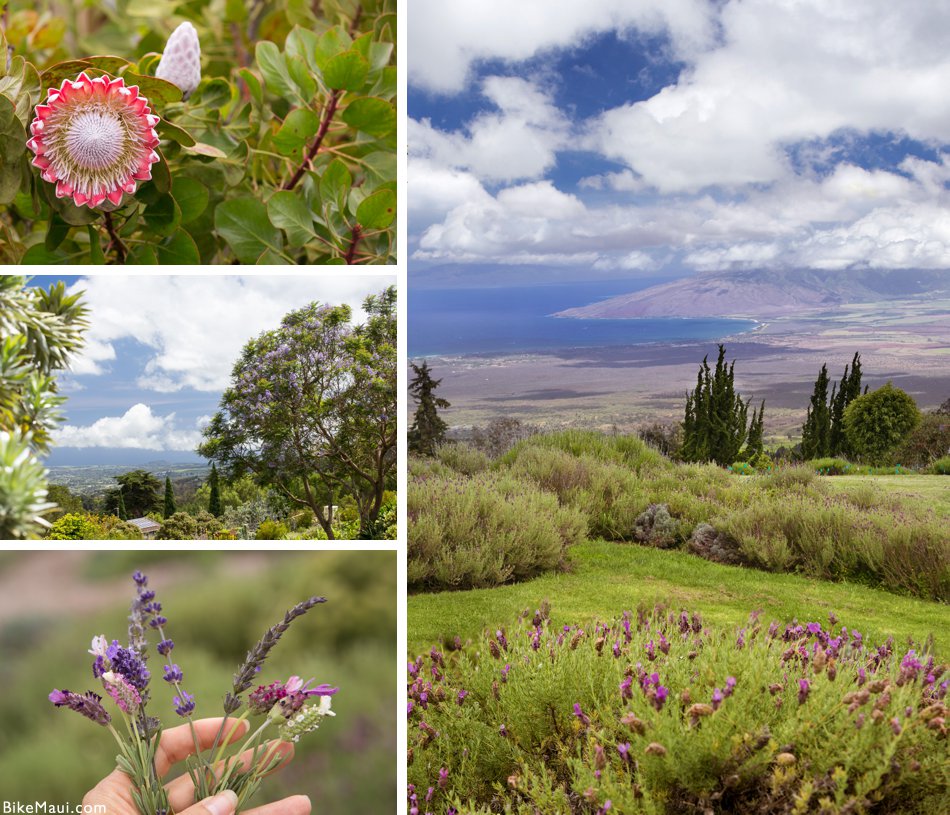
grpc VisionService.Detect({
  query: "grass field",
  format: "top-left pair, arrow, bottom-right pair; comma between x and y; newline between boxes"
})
408,541 -> 950,656
822,473 -> 949,519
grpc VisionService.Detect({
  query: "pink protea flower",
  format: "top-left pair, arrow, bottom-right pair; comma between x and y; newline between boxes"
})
26,72 -> 160,209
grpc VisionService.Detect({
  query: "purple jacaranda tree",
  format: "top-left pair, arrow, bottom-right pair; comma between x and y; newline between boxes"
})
199,287 -> 396,538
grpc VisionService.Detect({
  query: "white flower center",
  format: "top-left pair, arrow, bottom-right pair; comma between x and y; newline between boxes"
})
65,110 -> 125,170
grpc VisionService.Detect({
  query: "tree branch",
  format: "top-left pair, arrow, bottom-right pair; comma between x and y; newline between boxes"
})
282,90 -> 341,191
344,224 -> 362,264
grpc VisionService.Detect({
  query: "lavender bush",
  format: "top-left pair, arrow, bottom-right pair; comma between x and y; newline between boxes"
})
408,604 -> 948,814
50,571 -> 337,814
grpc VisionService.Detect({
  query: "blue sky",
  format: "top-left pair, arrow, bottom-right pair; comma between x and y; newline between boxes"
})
28,275 -> 395,464
409,0 -> 950,280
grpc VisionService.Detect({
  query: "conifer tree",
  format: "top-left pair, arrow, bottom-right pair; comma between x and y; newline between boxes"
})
829,352 -> 862,456
208,463 -> 222,517
680,345 -> 751,466
163,475 -> 176,518
742,400 -> 766,461
801,364 -> 831,459
117,490 -> 127,521
408,360 -> 450,457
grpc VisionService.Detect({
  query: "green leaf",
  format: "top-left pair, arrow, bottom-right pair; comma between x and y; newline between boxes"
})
286,26 -> 321,74
362,151 -> 397,185
257,249 -> 293,264
184,142 -> 228,159
157,118 -> 196,147
143,194 -> 181,237
356,188 -> 396,230
323,50 -> 369,91
128,244 -> 159,264
84,56 -> 131,73
267,190 -> 317,247
40,60 -> 100,91
151,149 -> 171,194
319,159 -> 352,211
352,34 -> 394,71
215,197 -> 284,263
238,68 -> 263,106
196,78 -> 232,110
120,71 -> 182,105
287,56 -> 317,101
256,41 -> 306,104
157,230 -> 200,264
341,96 -> 396,137
20,244 -> 69,264
314,26 -> 352,70
44,214 -> 70,251
273,109 -> 319,159
87,225 -> 105,263
224,0 -> 248,23
171,178 -> 209,224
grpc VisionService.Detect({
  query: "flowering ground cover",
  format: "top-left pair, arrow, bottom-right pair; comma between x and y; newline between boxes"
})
408,601 -> 948,814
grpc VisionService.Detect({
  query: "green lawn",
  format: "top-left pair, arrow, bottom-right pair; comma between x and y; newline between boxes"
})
822,473 -> 949,519
408,541 -> 950,655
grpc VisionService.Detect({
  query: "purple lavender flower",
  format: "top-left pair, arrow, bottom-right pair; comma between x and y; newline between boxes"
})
798,678 -> 811,704
49,689 -> 111,726
132,571 -> 147,586
163,664 -> 183,683
438,767 -> 449,789
573,703 -> 591,727
101,671 -> 142,714
157,639 -> 174,656
711,688 -> 724,710
173,691 -> 196,717
456,690 -> 468,706
617,742 -> 631,764
724,677 -> 737,697
653,685 -> 668,710
106,644 -> 150,691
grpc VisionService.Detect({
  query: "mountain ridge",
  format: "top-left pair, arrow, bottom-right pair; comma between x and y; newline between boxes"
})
555,269 -> 950,319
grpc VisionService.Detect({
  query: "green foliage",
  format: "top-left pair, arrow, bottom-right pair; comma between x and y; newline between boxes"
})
411,430 -> 950,600
0,0 -> 396,264
163,474 -> 176,518
435,443 -> 491,476
932,456 -> 950,475
156,510 -> 197,540
256,519 -> 289,540
107,469 -> 162,518
829,352 -> 864,457
680,345 -> 754,466
807,457 -> 855,475
890,412 -> 950,467
45,511 -> 99,540
843,383 -> 921,465
408,360 -> 450,457
409,605 -> 948,815
0,276 -> 87,538
408,471 -> 587,591
801,363 -> 831,459
208,462 -> 222,517
43,483 -> 83,520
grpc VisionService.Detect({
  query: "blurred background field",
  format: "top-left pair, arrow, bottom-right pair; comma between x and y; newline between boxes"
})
0,550 -> 397,811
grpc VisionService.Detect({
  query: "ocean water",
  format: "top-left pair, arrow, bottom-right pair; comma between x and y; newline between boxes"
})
409,281 -> 758,357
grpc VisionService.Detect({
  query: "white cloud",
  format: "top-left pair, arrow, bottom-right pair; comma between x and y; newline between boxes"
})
67,275 -> 394,392
409,0 -> 717,93
410,77 -> 571,183
55,404 -> 204,451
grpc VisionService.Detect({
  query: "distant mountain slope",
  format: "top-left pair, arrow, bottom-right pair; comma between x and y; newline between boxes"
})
555,270 -> 950,319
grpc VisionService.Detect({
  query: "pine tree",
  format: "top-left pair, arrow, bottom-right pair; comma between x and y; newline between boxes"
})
680,345 -> 751,466
408,360 -> 450,457
163,475 -> 176,519
801,364 -> 831,459
829,352 -> 862,456
208,463 -> 222,517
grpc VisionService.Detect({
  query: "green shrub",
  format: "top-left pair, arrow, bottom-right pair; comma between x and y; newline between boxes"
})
255,519 -> 289,540
843,383 -> 921,465
932,456 -> 950,475
807,457 -> 855,475
504,429 -> 666,473
408,472 -> 586,590
728,461 -> 754,475
408,605 -> 949,815
436,443 -> 491,475
157,511 -> 198,540
46,513 -> 101,540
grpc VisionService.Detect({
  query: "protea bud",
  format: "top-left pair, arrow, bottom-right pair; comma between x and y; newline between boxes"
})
155,22 -> 201,99
27,73 -> 160,208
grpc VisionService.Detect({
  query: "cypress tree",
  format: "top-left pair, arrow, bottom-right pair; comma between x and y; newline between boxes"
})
829,352 -> 862,456
681,345 -> 751,466
208,463 -> 222,517
408,360 -> 450,456
163,475 -> 176,518
742,400 -> 766,461
801,364 -> 831,459
117,490 -> 127,521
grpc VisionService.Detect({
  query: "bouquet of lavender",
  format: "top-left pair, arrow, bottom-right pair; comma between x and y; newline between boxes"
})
49,571 -> 337,814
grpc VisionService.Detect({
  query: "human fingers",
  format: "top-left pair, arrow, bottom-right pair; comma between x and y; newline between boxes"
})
177,790 -> 239,815
242,795 -> 312,815
156,717 -> 250,776
83,768 -> 137,812
165,741 -> 295,812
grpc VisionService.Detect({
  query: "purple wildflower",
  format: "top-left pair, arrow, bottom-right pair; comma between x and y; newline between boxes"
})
173,691 -> 196,717
163,664 -> 183,683
107,644 -> 150,691
101,671 -> 142,714
653,685 -> 668,710
456,690 -> 468,706
438,767 -> 448,789
724,677 -> 737,697
49,689 -> 111,726
573,703 -> 591,727
798,678 -> 811,704
711,688 -> 724,710
617,742 -> 631,764
157,639 -> 174,656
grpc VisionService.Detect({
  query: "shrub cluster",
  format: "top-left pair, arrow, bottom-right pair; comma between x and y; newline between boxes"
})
408,604 -> 948,814
409,431 -> 950,600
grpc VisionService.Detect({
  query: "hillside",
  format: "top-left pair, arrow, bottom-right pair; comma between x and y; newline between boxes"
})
555,269 -> 950,319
